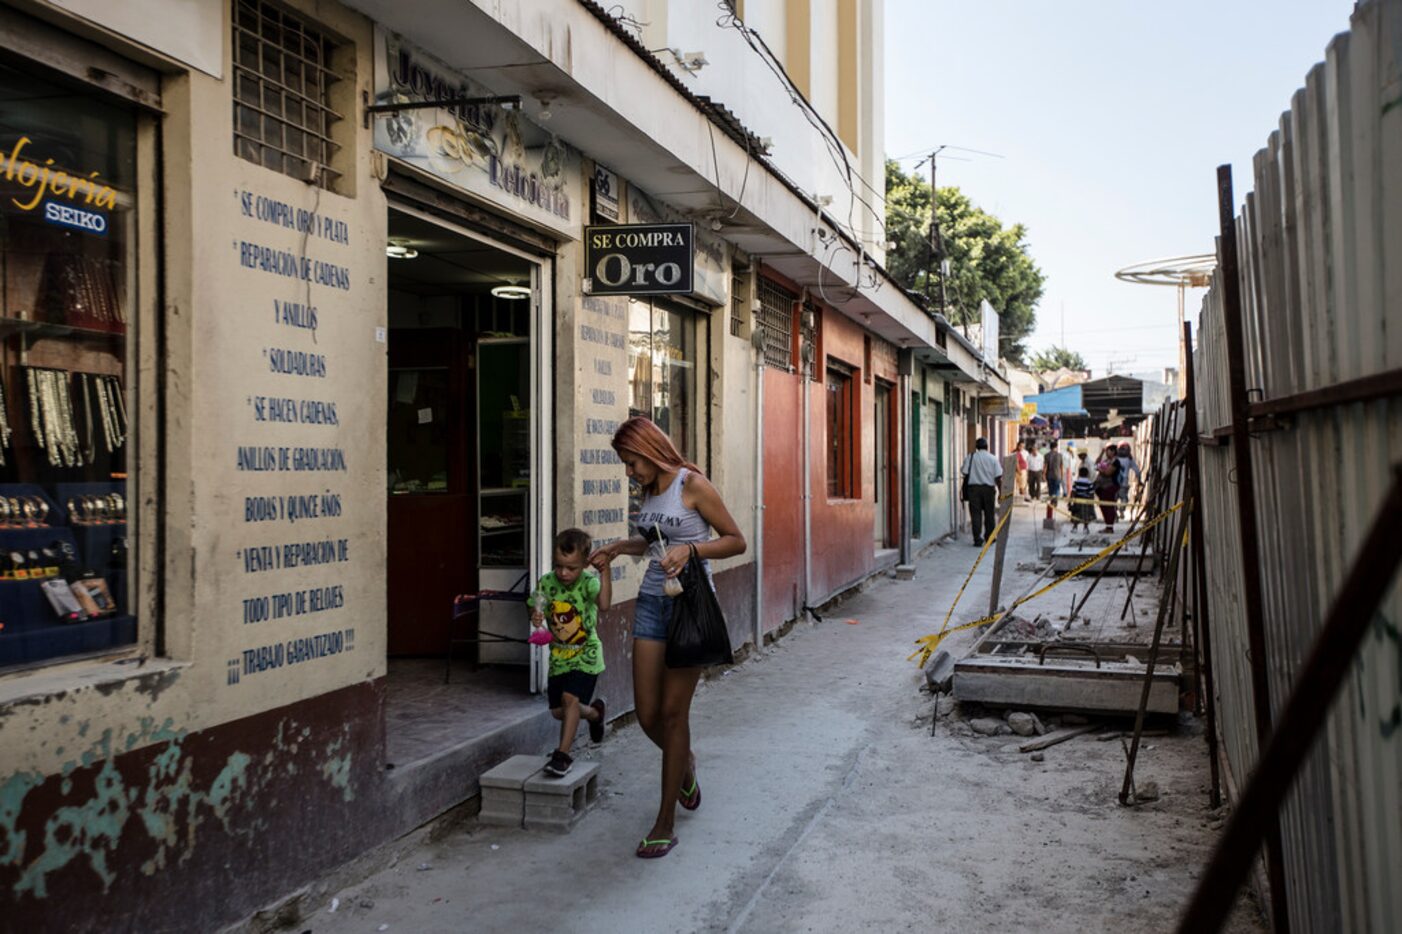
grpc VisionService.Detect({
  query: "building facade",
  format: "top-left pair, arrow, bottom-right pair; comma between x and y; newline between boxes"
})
0,1 -> 1007,928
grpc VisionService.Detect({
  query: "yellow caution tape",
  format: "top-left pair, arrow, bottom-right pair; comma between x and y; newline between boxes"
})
1041,495 -> 1146,508
908,500 -> 1185,667
934,509 -> 1012,638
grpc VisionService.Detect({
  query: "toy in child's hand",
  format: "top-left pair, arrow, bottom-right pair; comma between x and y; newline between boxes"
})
528,628 -> 553,646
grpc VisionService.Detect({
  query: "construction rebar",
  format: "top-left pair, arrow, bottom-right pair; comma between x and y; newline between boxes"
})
1118,491 -> 1191,805
1182,322 -> 1221,808
1216,164 -> 1290,933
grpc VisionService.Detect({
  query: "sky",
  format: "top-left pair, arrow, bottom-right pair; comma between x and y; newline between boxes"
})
884,0 -> 1357,379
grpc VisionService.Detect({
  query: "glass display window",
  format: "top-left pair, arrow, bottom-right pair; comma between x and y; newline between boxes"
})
0,57 -> 143,668
626,298 -> 702,462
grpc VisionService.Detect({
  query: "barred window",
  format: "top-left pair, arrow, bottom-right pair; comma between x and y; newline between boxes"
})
233,0 -> 345,188
756,276 -> 796,370
730,266 -> 748,338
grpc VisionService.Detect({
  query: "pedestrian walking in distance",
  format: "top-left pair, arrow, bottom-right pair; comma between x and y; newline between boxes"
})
591,417 -> 746,859
961,437 -> 1002,546
1116,442 -> 1142,507
1095,444 -> 1121,532
1044,440 -> 1065,507
530,528 -> 610,778
1014,441 -> 1029,499
1025,443 -> 1044,501
1071,466 -> 1097,531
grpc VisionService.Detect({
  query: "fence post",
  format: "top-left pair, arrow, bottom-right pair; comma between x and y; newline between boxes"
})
1183,323 -> 1221,809
1215,164 -> 1291,934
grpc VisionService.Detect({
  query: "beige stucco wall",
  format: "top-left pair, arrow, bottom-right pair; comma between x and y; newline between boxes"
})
0,0 -> 388,775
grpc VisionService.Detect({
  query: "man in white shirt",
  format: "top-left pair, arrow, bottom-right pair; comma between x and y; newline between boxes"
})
1026,444 -> 1045,501
961,438 -> 1003,546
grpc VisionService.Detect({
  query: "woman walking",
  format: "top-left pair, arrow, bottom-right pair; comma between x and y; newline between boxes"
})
1094,444 -> 1121,532
591,417 -> 746,859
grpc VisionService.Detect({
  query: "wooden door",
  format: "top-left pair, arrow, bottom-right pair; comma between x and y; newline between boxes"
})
386,328 -> 474,655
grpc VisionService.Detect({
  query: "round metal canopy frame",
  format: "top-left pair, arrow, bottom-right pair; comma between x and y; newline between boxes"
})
1114,253 -> 1216,288
1114,253 -> 1217,395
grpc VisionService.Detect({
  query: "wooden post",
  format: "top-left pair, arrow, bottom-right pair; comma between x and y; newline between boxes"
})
986,455 -> 1016,617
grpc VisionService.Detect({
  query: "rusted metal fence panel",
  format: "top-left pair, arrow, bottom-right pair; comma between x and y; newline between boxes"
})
1191,1 -> 1402,930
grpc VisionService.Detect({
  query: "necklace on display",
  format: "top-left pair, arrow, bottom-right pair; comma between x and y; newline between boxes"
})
0,379 -> 11,467
26,368 -> 83,467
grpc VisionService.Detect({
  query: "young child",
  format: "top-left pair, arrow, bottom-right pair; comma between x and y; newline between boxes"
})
530,528 -> 611,776
1070,466 -> 1097,532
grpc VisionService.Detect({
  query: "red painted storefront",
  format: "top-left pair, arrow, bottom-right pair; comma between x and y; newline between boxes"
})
760,271 -> 903,631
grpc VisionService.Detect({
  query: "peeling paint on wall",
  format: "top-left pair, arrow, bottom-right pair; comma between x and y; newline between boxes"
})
1,718 -> 220,896
2,708 -> 373,904
0,772 -> 44,867
320,735 -> 354,803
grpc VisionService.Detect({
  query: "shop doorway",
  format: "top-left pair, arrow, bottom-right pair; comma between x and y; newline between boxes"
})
873,382 -> 891,546
383,205 -> 551,766
910,393 -> 923,539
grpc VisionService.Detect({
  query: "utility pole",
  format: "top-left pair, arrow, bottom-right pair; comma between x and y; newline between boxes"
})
919,147 -> 951,322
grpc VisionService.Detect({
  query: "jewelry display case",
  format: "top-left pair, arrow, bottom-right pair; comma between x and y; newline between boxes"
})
0,63 -> 137,667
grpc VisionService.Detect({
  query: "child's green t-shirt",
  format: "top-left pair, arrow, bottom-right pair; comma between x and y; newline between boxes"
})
536,570 -> 605,677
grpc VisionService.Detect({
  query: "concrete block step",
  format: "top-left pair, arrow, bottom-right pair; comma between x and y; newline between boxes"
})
522,761 -> 599,833
477,755 -> 600,833
478,802 -> 525,828
480,754 -> 547,789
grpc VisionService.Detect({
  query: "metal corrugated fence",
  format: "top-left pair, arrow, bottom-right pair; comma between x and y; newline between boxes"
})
1193,2 -> 1402,929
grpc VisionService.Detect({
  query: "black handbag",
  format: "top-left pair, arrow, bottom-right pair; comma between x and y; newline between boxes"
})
665,545 -> 734,669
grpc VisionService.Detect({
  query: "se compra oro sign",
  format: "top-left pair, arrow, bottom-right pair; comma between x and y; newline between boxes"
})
585,223 -> 694,296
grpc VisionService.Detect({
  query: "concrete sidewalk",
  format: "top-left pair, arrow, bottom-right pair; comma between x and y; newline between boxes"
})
269,504 -> 1263,934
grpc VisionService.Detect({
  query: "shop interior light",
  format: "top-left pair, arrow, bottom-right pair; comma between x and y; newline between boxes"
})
491,284 -> 531,300
386,238 -> 418,259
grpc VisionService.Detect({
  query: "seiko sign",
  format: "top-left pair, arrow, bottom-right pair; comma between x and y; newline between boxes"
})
585,223 -> 694,296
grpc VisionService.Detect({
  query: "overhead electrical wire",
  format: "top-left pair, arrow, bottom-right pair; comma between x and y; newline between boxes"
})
715,2 -> 889,249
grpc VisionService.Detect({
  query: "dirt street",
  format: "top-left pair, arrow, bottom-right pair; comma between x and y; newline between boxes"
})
272,505 -> 1264,934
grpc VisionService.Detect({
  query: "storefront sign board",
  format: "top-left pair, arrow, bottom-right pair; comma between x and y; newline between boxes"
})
371,28 -> 582,241
593,165 -> 620,221
585,223 -> 694,296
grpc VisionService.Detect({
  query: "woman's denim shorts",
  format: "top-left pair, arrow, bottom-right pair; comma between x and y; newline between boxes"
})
632,592 -> 671,641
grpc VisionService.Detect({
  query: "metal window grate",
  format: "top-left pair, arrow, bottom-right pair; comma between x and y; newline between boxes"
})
756,276 -> 796,370
233,0 -> 344,188
730,267 -> 748,338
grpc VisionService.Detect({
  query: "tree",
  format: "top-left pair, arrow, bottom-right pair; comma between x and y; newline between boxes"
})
1030,346 -> 1087,372
884,159 -> 1046,362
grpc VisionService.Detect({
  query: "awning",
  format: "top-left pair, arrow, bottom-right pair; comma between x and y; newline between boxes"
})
1025,385 -> 1087,416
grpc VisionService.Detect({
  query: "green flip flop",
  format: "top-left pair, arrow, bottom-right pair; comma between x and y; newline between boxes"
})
636,836 -> 678,858
679,755 -> 700,810
679,776 -> 701,811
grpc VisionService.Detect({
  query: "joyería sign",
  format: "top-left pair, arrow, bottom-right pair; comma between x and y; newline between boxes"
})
585,223 -> 694,296
371,28 -> 581,240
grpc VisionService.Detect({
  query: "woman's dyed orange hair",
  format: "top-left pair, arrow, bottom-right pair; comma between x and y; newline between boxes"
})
611,416 -> 702,491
